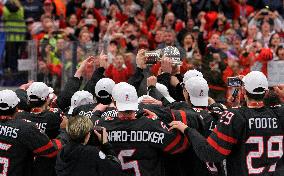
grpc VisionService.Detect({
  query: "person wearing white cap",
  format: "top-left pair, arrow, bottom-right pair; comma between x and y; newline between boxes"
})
95,78 -> 116,105
95,82 -> 188,176
25,81 -> 54,107
146,76 -> 176,106
0,89 -> 64,176
184,77 -> 209,107
183,69 -> 203,83
170,71 -> 284,176
156,83 -> 176,103
16,82 -> 67,176
73,78 -> 117,121
68,90 -> 95,115
17,81 -> 66,134
112,82 -> 138,112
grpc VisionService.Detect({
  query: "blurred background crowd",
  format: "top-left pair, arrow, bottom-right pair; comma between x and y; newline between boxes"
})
0,0 -> 283,102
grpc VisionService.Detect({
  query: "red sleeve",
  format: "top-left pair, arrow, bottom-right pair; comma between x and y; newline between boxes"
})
33,139 -> 63,158
222,66 -> 233,83
175,21 -> 184,32
147,14 -> 157,30
139,22 -> 149,36
21,123 -> 63,158
246,5 -> 254,17
59,19 -> 67,29
229,0 -> 238,9
229,0 -> 240,19
148,119 -> 188,154
0,5 -> 3,16
125,61 -> 134,76
205,11 -> 218,31
151,63 -> 161,76
207,109 -> 245,156
47,64 -> 62,77
93,8 -> 104,23
105,64 -> 113,79
76,8 -> 83,21
116,12 -> 128,24
180,60 -> 193,75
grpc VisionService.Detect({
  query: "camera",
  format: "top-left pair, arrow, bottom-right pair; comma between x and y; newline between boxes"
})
227,77 -> 243,87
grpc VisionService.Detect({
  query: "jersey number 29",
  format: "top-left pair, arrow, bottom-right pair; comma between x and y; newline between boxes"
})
246,136 -> 283,174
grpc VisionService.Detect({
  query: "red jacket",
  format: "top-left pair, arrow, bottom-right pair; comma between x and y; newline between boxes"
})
105,64 -> 133,83
229,0 -> 254,20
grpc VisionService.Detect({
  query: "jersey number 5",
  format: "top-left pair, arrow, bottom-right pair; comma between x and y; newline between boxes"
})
246,136 -> 283,174
0,142 -> 12,176
118,149 -> 141,176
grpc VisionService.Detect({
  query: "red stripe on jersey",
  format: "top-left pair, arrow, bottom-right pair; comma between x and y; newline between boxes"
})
172,138 -> 189,154
164,133 -> 181,152
207,137 -> 231,156
33,141 -> 53,154
179,110 -> 187,125
213,128 -> 237,144
53,139 -> 63,150
42,150 -> 59,158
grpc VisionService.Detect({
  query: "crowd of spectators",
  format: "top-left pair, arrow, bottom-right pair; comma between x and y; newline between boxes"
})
0,0 -> 283,101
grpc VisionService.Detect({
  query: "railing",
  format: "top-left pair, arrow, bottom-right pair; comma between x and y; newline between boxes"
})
0,40 -> 102,92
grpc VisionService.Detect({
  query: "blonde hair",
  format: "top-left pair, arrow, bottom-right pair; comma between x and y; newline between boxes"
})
66,116 -> 93,143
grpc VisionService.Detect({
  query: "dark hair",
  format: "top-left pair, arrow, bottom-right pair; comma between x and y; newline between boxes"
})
246,90 -> 266,101
120,110 -> 135,114
96,90 -> 112,105
0,107 -> 17,116
28,95 -> 46,108
269,33 -> 279,48
182,32 -> 195,47
264,90 -> 281,106
276,45 -> 283,57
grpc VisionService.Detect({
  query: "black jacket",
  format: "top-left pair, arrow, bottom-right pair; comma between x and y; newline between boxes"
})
56,142 -> 122,176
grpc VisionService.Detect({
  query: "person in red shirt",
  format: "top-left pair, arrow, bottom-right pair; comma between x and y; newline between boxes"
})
229,0 -> 254,20
105,54 -> 133,83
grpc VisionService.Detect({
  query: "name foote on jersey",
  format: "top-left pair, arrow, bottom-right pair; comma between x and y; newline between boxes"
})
108,131 -> 164,144
249,118 -> 278,129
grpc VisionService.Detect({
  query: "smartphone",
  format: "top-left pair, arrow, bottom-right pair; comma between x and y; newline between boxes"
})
227,77 -> 243,87
261,11 -> 268,16
232,88 -> 239,102
85,19 -> 93,25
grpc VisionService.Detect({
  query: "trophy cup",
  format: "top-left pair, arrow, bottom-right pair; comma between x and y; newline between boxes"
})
144,46 -> 181,65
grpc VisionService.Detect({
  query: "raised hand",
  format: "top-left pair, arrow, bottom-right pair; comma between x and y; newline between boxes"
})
136,49 -> 147,69
161,57 -> 172,74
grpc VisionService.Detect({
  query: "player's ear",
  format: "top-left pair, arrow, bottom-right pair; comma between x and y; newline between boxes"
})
183,88 -> 189,102
113,99 -> 117,108
243,89 -> 248,101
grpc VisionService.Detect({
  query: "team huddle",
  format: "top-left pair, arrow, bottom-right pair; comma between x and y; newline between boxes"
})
0,51 -> 283,176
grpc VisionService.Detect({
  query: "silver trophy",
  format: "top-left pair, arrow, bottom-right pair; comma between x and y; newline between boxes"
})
144,46 -> 181,65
